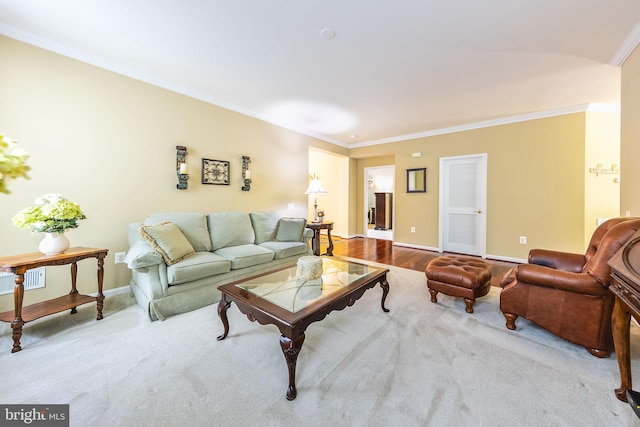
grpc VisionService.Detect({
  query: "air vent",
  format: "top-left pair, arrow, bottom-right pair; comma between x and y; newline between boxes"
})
0,267 -> 46,295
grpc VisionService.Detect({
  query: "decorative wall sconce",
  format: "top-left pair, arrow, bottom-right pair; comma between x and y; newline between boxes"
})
588,163 -> 620,183
241,155 -> 251,191
176,145 -> 189,190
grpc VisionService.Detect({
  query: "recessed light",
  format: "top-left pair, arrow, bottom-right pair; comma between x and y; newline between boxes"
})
350,134 -> 358,139
320,28 -> 336,40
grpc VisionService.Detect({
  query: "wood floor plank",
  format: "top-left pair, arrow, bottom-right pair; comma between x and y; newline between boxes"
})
328,237 -> 519,287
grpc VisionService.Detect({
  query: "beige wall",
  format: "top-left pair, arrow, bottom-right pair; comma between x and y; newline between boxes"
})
584,111 -> 621,243
621,45 -> 640,216
1,34 -> 630,312
308,148 -> 349,236
351,113 -> 620,260
0,37 -> 345,311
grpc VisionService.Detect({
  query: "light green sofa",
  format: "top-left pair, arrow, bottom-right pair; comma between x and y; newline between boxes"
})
125,211 -> 312,321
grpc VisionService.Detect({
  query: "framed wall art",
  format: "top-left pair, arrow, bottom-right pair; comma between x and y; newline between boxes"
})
202,158 -> 230,185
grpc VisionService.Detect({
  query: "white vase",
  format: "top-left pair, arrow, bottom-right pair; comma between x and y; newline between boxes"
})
39,232 -> 70,255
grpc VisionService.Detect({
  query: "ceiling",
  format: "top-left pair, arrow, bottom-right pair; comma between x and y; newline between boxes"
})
1,1 -> 640,147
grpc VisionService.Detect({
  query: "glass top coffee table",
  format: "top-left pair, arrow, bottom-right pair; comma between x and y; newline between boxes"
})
217,257 -> 390,400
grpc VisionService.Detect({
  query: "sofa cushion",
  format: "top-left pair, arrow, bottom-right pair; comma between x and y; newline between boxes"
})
167,252 -> 231,285
214,244 -> 274,269
249,211 -> 281,244
125,241 -> 164,269
144,212 -> 211,252
259,241 -> 308,260
275,218 -> 307,242
139,222 -> 196,265
208,212 -> 255,251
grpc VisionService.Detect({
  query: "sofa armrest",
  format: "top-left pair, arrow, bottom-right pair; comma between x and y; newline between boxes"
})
528,249 -> 585,273
515,263 -> 607,295
303,228 -> 313,241
125,241 -> 164,269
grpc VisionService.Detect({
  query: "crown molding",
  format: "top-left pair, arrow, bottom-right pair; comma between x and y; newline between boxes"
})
350,103 -> 620,148
610,22 -> 640,67
0,24 -> 348,148
0,24 -> 621,151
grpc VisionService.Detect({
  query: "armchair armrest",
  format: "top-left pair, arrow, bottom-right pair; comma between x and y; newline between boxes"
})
528,249 -> 585,273
125,241 -> 164,269
515,264 -> 607,295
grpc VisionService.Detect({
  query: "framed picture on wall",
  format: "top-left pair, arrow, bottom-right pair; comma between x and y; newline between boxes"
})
202,158 -> 230,185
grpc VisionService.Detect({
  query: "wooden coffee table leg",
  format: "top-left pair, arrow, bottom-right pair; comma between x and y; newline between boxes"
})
379,277 -> 390,312
280,333 -> 306,400
217,296 -> 232,341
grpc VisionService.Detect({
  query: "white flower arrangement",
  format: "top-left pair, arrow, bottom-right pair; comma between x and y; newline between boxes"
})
12,193 -> 87,235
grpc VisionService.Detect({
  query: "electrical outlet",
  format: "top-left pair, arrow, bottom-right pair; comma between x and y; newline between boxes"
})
410,227 -> 416,233
114,252 -> 127,264
519,236 -> 527,244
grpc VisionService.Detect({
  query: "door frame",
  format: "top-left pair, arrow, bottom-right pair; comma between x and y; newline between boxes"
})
363,166 -> 395,240
438,153 -> 487,257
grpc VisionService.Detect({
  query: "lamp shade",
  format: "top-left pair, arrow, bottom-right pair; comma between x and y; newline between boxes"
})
305,178 -> 327,195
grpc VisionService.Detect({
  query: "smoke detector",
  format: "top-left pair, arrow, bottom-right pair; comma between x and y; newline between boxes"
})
320,28 -> 336,40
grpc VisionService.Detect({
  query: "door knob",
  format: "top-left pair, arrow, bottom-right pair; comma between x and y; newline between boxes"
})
475,209 -> 482,213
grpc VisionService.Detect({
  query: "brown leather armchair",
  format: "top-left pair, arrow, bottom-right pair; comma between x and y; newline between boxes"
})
500,217 -> 640,358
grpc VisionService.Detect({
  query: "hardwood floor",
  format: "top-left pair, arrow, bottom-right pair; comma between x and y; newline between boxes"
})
328,236 -> 519,287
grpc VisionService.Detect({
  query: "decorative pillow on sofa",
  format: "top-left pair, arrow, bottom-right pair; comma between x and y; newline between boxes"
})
275,218 -> 307,242
144,212 -> 211,252
139,222 -> 196,265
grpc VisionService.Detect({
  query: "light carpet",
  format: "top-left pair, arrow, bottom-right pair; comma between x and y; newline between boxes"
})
1,262 -> 639,426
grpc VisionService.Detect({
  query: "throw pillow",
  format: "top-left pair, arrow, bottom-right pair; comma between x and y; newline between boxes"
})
275,218 -> 307,242
139,222 -> 196,265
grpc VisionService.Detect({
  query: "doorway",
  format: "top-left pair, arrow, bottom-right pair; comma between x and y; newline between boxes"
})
364,166 -> 394,240
439,154 -> 487,256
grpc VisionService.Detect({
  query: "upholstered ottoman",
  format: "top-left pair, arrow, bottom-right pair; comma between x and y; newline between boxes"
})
425,255 -> 493,313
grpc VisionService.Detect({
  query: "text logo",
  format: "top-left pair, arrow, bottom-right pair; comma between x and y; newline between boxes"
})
1,405 -> 69,426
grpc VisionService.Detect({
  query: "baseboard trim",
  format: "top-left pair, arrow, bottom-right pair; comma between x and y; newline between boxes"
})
393,241 -> 440,252
89,285 -> 130,298
485,254 -> 527,264
341,234 -> 363,239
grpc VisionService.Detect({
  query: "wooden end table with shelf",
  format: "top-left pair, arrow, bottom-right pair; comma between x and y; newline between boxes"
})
0,247 -> 108,353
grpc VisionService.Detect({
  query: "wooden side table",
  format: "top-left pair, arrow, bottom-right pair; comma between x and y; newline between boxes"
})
305,221 -> 334,256
0,247 -> 108,353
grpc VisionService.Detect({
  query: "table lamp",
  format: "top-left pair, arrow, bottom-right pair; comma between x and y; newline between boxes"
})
305,174 -> 327,223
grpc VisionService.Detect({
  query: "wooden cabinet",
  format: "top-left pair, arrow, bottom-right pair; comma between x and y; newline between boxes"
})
375,192 -> 392,230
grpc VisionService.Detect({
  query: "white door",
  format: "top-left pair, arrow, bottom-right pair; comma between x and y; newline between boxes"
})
439,154 -> 487,256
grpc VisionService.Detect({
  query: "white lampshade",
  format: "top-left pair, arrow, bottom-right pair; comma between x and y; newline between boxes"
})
305,178 -> 327,194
